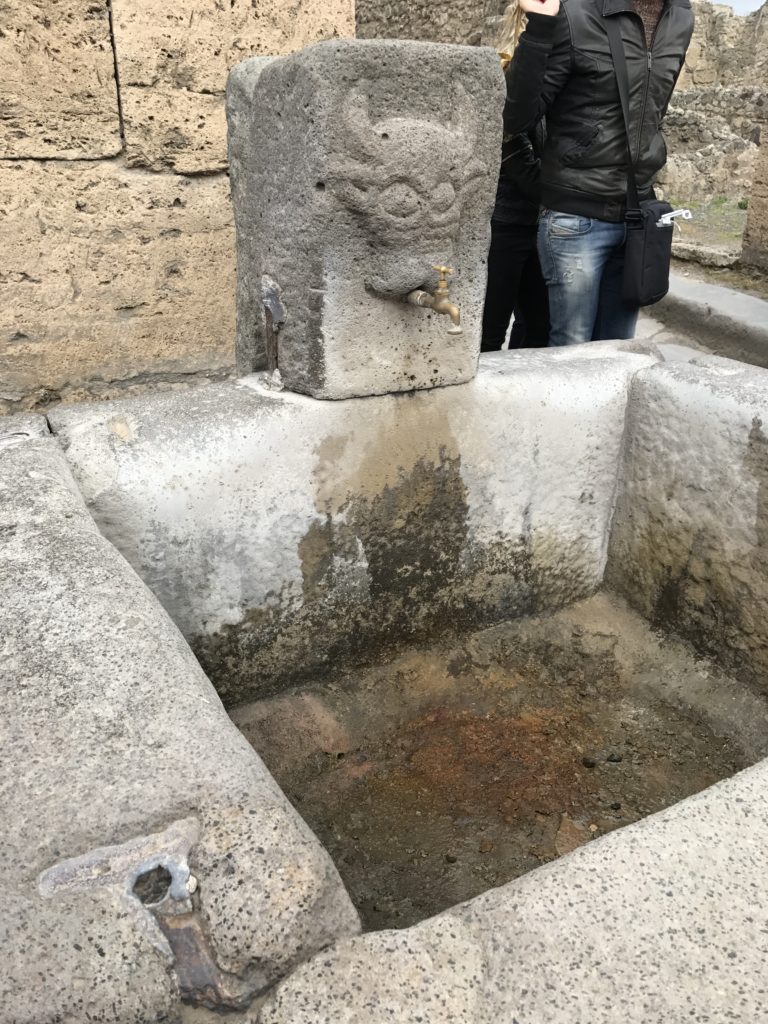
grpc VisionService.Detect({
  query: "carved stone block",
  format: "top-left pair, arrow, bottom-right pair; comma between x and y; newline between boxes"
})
227,40 -> 504,399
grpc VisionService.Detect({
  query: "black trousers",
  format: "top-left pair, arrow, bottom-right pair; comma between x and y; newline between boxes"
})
481,220 -> 550,351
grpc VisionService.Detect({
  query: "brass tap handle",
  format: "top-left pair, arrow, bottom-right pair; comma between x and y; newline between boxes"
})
431,265 -> 454,290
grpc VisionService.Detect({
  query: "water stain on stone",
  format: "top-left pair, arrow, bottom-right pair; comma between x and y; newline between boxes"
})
298,516 -> 336,602
612,415 -> 768,698
194,402 -> 597,705
746,415 -> 768,553
345,447 -> 469,607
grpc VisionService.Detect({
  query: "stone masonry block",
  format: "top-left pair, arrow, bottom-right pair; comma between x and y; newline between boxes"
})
259,759 -> 768,1023
227,40 -> 504,399
0,0 -> 122,158
229,0 -> 356,62
0,423 -> 360,1022
743,141 -> 768,270
120,84 -> 230,175
606,359 -> 768,695
111,0 -> 355,173
0,160 -> 235,413
49,346 -> 655,702
356,0 -> 495,46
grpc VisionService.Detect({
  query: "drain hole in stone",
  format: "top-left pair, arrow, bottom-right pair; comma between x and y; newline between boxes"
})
133,865 -> 173,905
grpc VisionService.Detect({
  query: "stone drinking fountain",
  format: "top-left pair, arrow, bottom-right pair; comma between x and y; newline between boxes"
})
227,40 -> 502,399
1,38 -> 768,1024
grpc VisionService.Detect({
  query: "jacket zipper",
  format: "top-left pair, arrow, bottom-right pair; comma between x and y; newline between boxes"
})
635,7 -> 671,161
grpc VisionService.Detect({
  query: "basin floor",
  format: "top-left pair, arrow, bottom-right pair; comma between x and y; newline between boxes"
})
232,592 -> 767,930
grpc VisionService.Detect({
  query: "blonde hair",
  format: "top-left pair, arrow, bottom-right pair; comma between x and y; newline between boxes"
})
496,1 -> 527,60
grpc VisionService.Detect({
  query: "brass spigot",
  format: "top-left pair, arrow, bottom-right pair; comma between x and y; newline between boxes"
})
406,265 -> 462,335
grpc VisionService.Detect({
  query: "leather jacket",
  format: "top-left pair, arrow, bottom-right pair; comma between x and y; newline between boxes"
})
493,121 -> 546,227
503,0 -> 694,222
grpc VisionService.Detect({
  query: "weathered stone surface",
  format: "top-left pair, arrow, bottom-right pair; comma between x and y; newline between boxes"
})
671,239 -> 741,267
659,86 -> 765,203
0,415 -> 91,531
258,757 -> 768,1023
656,1 -> 768,211
229,0 -> 356,61
120,85 -> 229,176
0,422 -> 360,1022
357,0 -> 496,45
743,139 -> 768,270
226,56 -> 277,374
228,40 -> 504,398
0,160 -> 235,414
261,921 -> 489,1023
678,0 -> 768,90
606,360 -> 768,695
654,274 -> 768,368
0,0 -> 121,158
111,0 -> 355,173
49,346 -> 655,703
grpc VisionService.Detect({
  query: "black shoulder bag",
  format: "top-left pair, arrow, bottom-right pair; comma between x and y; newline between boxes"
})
605,18 -> 674,307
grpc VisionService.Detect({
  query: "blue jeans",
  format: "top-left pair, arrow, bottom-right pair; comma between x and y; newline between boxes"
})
538,210 -> 639,346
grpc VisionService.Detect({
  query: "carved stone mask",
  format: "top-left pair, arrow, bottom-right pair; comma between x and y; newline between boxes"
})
326,89 -> 489,294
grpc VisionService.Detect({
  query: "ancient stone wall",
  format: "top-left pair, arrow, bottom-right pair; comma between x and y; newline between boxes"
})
743,140 -> 768,268
0,0 -> 354,414
657,86 -> 766,202
356,0 -> 496,45
677,0 -> 768,89
637,2 -> 768,207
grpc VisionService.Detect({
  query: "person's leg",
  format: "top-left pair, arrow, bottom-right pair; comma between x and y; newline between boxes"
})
510,243 -> 550,348
538,211 -> 625,346
591,232 -> 640,340
481,221 -> 525,351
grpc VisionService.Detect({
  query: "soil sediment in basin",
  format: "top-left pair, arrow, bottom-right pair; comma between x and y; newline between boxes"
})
232,593 -> 765,930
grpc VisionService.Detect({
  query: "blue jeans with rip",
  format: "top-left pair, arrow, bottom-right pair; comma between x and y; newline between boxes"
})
537,210 -> 639,346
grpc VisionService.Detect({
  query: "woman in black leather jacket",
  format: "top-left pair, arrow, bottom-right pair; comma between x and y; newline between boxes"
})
481,6 -> 550,351
503,0 -> 693,344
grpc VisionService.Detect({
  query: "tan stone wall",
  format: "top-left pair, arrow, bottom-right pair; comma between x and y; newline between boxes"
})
0,0 -> 354,414
660,1 -> 768,211
658,86 -> 765,203
356,0 -> 497,46
0,0 -> 121,159
677,0 -> 768,91
744,141 -> 768,269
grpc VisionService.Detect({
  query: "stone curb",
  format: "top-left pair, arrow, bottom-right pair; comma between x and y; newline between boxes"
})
653,273 -> 768,367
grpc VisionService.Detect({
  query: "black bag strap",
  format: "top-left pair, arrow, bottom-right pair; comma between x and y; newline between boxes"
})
605,17 -> 641,215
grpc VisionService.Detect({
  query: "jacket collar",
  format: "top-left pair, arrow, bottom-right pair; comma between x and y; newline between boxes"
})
602,0 -> 691,15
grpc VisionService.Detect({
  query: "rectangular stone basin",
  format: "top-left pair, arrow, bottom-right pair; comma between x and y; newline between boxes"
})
19,341 -> 768,1022
232,591 -> 767,929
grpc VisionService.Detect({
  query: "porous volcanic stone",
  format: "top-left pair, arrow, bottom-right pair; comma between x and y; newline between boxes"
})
0,420 -> 359,1023
0,159 -> 235,413
258,759 -> 768,1023
227,39 -> 504,398
0,0 -> 121,158
744,137 -> 768,270
111,0 -> 355,173
607,358 -> 768,696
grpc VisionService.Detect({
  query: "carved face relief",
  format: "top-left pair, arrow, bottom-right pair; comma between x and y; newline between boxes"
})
325,89 -> 489,292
